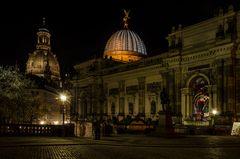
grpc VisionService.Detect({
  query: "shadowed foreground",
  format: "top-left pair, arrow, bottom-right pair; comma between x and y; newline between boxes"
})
0,135 -> 240,159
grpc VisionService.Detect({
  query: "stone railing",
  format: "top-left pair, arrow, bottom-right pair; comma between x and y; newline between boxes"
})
0,124 -> 74,137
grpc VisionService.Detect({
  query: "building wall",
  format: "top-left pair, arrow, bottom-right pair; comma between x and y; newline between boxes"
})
71,8 -> 240,125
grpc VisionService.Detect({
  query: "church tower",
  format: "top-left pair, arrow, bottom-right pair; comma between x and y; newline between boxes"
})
26,18 -> 60,80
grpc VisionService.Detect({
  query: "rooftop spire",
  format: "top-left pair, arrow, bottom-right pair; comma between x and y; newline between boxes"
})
123,9 -> 130,29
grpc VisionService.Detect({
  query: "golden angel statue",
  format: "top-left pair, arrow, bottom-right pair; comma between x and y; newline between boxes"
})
123,9 -> 130,29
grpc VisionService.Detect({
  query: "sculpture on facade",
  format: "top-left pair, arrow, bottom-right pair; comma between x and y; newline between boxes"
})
160,88 -> 170,112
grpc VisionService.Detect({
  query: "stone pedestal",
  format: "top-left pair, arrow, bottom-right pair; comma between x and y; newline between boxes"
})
79,122 -> 93,137
156,110 -> 174,136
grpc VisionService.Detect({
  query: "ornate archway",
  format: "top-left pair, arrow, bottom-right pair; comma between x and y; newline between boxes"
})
181,72 -> 215,124
190,76 -> 209,121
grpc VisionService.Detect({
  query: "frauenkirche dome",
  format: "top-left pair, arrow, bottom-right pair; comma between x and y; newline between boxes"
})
26,18 -> 60,80
103,10 -> 147,63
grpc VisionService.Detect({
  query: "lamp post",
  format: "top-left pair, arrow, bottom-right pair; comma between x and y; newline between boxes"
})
211,109 -> 217,126
60,93 -> 67,125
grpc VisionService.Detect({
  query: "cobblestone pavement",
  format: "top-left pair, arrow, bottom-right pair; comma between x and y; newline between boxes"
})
0,135 -> 240,159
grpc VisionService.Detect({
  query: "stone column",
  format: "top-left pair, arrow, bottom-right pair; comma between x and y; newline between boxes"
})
216,59 -> 225,113
186,90 -> 190,118
168,69 -> 175,112
174,67 -> 182,114
236,59 -> 240,117
118,80 -> 125,116
212,85 -> 218,111
181,88 -> 190,120
138,77 -> 145,117
208,85 -> 213,112
125,96 -> 129,116
181,88 -> 186,119
226,58 -> 236,116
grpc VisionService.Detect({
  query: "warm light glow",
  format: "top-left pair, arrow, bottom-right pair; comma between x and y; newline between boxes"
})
60,94 -> 67,102
105,51 -> 143,63
40,121 -> 45,125
53,121 -> 59,125
212,109 -> 217,115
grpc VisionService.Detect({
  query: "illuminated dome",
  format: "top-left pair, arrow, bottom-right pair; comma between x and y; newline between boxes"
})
26,50 -> 60,80
26,18 -> 60,80
104,29 -> 147,63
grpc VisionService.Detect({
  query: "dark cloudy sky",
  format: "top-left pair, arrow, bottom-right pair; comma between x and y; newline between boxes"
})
0,0 -> 238,75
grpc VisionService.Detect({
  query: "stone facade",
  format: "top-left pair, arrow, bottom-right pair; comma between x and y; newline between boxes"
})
71,6 -> 240,127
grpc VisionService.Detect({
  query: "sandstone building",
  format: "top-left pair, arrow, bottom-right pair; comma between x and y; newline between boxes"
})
71,6 -> 240,128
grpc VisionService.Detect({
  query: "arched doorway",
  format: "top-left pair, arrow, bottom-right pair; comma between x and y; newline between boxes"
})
181,73 -> 213,124
190,77 -> 209,121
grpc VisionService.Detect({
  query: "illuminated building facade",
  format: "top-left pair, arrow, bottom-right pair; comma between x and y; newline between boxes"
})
71,6 -> 240,127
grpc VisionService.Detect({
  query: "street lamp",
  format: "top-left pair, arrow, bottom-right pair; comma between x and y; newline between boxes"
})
211,109 -> 217,127
60,93 -> 67,125
212,109 -> 217,116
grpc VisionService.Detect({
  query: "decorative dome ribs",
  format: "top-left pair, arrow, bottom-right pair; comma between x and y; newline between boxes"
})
104,29 -> 147,63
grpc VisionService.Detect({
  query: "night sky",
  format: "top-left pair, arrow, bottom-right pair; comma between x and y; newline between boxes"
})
0,0 -> 238,76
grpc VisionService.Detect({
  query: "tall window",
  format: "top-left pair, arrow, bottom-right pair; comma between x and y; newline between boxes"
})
83,100 -> 87,118
119,97 -> 124,114
129,103 -> 133,114
151,101 -> 156,114
111,103 -> 115,115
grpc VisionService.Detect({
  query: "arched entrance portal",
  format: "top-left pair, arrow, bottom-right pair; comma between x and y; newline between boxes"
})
190,77 -> 209,121
181,73 -> 216,125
